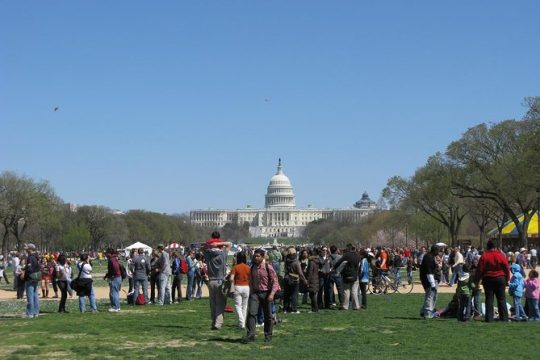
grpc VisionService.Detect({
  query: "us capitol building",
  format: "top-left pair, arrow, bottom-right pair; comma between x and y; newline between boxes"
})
190,159 -> 377,238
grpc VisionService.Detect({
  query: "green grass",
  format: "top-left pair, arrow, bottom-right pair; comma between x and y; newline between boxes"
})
0,293 -> 538,359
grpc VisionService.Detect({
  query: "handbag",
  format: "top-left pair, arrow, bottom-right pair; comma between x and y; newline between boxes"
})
221,279 -> 233,296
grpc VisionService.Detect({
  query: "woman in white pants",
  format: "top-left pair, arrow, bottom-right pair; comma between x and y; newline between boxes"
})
229,252 -> 251,329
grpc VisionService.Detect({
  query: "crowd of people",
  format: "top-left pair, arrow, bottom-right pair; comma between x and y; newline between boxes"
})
1,237 -> 539,342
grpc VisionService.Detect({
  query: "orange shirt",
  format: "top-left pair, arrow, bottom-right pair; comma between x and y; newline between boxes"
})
381,250 -> 388,270
231,263 -> 251,286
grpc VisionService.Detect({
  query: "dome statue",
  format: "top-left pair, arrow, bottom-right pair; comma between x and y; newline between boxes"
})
265,159 -> 296,208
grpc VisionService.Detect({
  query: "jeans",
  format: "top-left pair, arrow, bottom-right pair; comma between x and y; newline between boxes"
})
79,286 -> 97,313
171,273 -> 183,303
208,280 -> 227,328
483,275 -> 508,322
150,272 -> 158,303
108,276 -> 122,310
359,282 -> 368,309
133,277 -> 149,304
57,280 -> 68,312
329,274 -> 344,306
449,264 -> 463,286
157,273 -> 171,305
247,291 -> 273,340
513,296 -> 527,319
17,278 -> 25,299
317,274 -> 331,309
186,272 -> 195,300
458,294 -> 471,321
25,280 -> 40,317
283,280 -> 299,312
233,285 -> 250,328
527,298 -> 540,320
343,280 -> 360,310
194,272 -> 203,299
472,288 -> 481,316
309,290 -> 318,312
421,285 -> 438,318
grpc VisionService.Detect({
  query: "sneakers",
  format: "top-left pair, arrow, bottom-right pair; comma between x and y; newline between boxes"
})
108,308 -> 120,313
292,311 -> 300,314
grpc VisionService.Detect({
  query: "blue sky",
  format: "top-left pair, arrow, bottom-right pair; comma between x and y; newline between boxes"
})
1,1 -> 539,214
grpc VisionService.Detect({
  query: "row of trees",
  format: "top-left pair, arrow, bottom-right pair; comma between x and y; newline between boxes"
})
383,97 -> 540,248
0,172 -> 216,255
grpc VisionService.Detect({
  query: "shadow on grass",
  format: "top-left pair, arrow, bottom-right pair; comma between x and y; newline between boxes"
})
152,324 -> 191,330
206,337 -> 245,343
383,316 -> 428,321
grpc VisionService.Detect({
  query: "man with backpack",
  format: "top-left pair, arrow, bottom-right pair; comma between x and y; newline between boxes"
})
171,251 -> 188,303
132,248 -> 151,305
103,248 -> 123,312
23,243 -> 41,318
243,248 -> 280,343
332,244 -> 361,310
204,231 -> 231,330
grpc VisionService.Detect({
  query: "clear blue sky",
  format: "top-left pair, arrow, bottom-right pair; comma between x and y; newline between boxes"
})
1,1 -> 539,214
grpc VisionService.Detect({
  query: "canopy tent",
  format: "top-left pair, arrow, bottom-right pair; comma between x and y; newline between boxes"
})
488,212 -> 539,237
124,241 -> 153,257
166,242 -> 181,249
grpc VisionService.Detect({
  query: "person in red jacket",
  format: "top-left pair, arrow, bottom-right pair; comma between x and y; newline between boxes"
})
475,240 -> 510,322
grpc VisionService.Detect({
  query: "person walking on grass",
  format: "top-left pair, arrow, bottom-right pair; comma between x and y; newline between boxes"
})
204,231 -> 232,330
456,264 -> 473,322
23,244 -> 40,318
243,248 -> 280,343
104,248 -> 122,312
229,251 -> 251,329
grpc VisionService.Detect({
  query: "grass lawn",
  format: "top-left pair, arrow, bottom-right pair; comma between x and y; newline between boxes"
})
0,292 -> 538,359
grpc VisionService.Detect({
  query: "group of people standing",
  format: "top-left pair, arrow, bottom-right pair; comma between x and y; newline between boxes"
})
419,240 -> 540,322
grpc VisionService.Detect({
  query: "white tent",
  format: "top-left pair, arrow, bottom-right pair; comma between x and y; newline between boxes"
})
124,242 -> 152,257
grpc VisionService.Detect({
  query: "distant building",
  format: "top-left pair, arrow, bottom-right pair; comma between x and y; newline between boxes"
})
190,159 -> 377,238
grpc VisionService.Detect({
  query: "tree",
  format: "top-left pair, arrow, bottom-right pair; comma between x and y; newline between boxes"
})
447,115 -> 540,247
77,206 -> 112,251
0,171 -> 61,253
383,153 -> 468,246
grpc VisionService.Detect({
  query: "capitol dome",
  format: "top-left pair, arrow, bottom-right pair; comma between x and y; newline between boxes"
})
265,159 -> 296,208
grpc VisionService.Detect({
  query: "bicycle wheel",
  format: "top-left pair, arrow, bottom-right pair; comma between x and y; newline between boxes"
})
368,277 -> 387,295
396,268 -> 414,294
383,272 -> 399,294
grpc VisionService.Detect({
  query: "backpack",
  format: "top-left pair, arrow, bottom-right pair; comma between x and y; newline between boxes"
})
120,264 -> 127,280
180,258 -> 188,274
393,254 -> 402,268
387,253 -> 394,267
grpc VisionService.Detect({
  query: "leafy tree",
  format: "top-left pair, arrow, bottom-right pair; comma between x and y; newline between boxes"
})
383,153 -> 468,246
447,115 -> 540,247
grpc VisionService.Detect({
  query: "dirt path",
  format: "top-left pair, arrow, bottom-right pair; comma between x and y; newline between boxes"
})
0,282 -> 461,301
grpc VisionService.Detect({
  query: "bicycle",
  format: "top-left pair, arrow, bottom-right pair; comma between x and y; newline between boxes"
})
368,267 -> 414,295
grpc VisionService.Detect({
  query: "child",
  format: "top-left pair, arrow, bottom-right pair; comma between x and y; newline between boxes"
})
457,264 -> 473,321
469,256 -> 482,319
524,269 -> 540,321
508,263 -> 527,321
